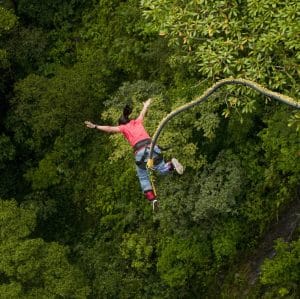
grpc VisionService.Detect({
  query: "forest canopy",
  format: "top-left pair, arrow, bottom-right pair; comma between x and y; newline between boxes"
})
0,0 -> 299,298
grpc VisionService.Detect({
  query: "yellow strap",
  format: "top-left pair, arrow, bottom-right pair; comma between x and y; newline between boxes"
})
147,158 -> 154,169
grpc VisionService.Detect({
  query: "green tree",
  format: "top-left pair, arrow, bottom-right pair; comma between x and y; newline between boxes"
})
0,199 -> 90,298
16,0 -> 91,28
0,5 -> 17,112
79,0 -> 172,82
211,218 -> 242,264
0,5 -> 17,68
1,0 -> 299,297
260,238 -> 300,298
0,134 -> 15,169
141,0 -> 299,82
5,26 -> 49,76
157,233 -> 211,296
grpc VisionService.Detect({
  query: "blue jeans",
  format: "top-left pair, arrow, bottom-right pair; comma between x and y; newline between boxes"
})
135,146 -> 172,192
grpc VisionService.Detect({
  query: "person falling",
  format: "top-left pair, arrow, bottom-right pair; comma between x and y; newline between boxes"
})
84,99 -> 184,207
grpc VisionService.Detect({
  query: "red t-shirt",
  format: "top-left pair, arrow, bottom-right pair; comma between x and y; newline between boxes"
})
118,119 -> 150,147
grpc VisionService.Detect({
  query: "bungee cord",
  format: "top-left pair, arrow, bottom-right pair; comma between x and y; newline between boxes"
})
147,78 -> 300,169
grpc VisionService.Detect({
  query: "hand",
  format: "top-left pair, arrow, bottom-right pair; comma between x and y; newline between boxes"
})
143,98 -> 152,108
84,121 -> 96,129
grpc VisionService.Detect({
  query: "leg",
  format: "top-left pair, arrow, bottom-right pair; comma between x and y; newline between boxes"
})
135,165 -> 156,201
152,146 -> 173,175
154,154 -> 184,175
154,160 -> 173,175
135,164 -> 152,192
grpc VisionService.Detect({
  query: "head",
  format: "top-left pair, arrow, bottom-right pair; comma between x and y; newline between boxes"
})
118,104 -> 132,125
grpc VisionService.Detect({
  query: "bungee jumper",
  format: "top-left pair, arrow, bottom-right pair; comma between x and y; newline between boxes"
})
85,78 -> 299,209
84,98 -> 184,208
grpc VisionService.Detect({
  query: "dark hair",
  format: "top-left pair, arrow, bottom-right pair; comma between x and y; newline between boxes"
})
118,104 -> 132,125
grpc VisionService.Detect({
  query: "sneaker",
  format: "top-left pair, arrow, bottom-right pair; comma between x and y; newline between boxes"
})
171,158 -> 184,175
152,199 -> 159,211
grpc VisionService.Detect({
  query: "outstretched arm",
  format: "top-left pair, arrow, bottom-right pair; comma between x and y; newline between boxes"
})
137,98 -> 152,121
84,121 -> 120,133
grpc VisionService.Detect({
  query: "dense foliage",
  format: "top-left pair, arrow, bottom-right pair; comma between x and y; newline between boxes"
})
0,0 -> 299,298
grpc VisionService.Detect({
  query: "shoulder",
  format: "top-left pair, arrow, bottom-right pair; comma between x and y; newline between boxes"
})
134,118 -> 143,124
118,120 -> 132,132
117,124 -> 125,132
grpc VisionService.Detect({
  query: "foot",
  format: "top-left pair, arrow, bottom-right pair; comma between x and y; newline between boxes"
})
144,190 -> 156,201
171,158 -> 184,175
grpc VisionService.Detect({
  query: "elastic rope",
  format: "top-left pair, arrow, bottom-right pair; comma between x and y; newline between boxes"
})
148,78 -> 300,160
149,170 -> 157,196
